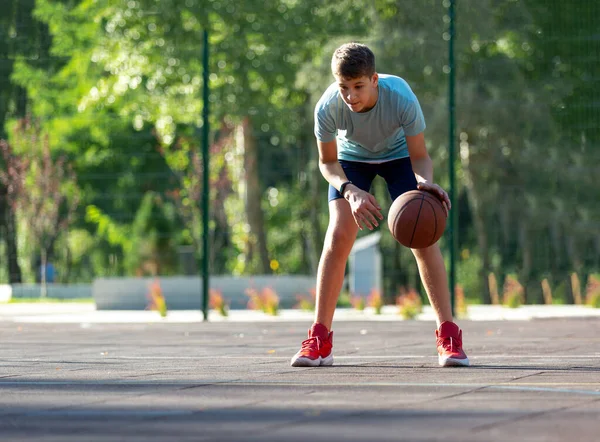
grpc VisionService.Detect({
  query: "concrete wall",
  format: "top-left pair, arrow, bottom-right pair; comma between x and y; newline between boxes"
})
349,232 -> 382,296
8,284 -> 92,300
2,276 -> 319,310
93,275 -> 317,310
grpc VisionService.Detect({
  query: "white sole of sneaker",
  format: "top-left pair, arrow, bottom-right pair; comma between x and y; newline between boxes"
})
290,354 -> 334,367
320,354 -> 334,366
290,356 -> 319,367
439,355 -> 470,367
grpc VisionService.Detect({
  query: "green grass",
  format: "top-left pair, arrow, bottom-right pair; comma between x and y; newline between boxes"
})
464,297 -> 483,305
8,298 -> 94,304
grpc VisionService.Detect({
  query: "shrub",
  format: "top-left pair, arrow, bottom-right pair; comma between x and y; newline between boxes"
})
367,289 -> 383,315
209,289 -> 229,317
585,274 -> 600,308
502,274 -> 524,308
246,287 -> 279,316
146,279 -> 167,318
455,284 -> 467,318
350,294 -> 365,311
295,288 -> 316,312
396,287 -> 422,319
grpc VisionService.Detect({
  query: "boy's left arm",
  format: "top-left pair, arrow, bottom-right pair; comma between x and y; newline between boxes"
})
406,132 -> 451,211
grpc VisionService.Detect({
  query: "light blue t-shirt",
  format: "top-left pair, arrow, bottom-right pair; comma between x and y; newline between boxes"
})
314,74 -> 426,163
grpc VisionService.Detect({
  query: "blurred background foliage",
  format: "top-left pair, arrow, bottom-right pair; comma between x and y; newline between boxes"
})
0,0 -> 598,304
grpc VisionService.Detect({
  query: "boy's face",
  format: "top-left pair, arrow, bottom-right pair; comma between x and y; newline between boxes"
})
335,73 -> 379,113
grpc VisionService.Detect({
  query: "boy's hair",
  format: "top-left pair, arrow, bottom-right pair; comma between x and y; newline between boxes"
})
331,42 -> 376,79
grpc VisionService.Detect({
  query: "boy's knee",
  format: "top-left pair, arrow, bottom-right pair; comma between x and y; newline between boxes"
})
325,227 -> 355,252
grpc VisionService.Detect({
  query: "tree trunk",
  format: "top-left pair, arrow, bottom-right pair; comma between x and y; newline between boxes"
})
40,249 -> 47,298
0,4 -> 30,284
0,62 -> 22,284
595,235 -> 600,273
473,210 -> 491,304
1,0 -> 49,285
63,241 -> 72,284
565,234 -> 582,276
549,219 -> 562,276
518,221 -> 534,303
208,122 -> 234,274
1,194 -> 23,283
499,200 -> 512,271
460,145 -> 491,303
241,118 -> 271,274
211,165 -> 232,274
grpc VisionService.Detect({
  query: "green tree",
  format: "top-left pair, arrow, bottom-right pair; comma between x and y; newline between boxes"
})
24,0 -> 370,277
0,0 -> 45,283
0,119 -> 80,289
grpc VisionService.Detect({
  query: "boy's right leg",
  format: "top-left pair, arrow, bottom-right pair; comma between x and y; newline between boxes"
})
291,198 -> 358,367
314,198 -> 359,330
380,158 -> 469,367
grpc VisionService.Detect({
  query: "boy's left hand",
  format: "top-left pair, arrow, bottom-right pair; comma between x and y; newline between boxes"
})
417,181 -> 451,213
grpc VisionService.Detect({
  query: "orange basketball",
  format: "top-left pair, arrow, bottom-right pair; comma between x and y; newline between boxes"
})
388,190 -> 447,249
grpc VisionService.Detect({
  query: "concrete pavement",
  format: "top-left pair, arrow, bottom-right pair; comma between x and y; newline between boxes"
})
0,314 -> 599,441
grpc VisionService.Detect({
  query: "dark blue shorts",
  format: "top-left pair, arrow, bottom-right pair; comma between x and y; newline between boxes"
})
328,157 -> 417,202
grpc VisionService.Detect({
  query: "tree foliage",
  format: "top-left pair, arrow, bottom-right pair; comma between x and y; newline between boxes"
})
0,0 -> 598,304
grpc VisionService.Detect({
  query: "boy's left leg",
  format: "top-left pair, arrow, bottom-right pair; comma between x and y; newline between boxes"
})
412,244 -> 469,367
411,244 -> 452,326
380,158 -> 469,367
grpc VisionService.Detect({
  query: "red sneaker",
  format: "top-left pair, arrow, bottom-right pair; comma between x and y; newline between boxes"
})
290,323 -> 333,367
436,321 -> 470,367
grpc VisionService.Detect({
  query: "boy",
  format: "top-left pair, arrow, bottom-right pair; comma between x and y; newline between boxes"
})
291,42 -> 469,368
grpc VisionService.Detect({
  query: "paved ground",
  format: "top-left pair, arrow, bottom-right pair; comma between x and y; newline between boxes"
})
1,318 -> 599,441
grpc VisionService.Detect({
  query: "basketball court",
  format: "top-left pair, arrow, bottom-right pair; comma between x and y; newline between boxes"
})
0,318 -> 598,441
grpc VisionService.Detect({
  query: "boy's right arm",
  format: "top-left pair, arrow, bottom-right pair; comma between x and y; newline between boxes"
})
317,139 -> 352,195
317,140 -> 383,230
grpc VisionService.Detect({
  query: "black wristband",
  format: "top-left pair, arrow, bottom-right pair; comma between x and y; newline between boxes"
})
339,180 -> 352,196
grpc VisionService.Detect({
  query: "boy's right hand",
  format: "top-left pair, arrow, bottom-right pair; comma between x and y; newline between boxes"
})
343,185 -> 383,231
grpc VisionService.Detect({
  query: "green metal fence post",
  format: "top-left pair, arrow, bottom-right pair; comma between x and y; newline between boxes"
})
201,29 -> 210,321
448,0 -> 457,316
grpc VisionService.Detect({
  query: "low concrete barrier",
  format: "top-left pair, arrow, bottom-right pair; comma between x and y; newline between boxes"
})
8,284 -> 92,300
93,275 -> 317,310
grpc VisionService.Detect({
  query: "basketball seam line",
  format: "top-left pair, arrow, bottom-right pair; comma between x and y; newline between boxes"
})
423,198 -> 437,247
423,192 -> 446,245
393,197 -> 422,246
409,195 -> 425,248
396,197 -> 423,216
